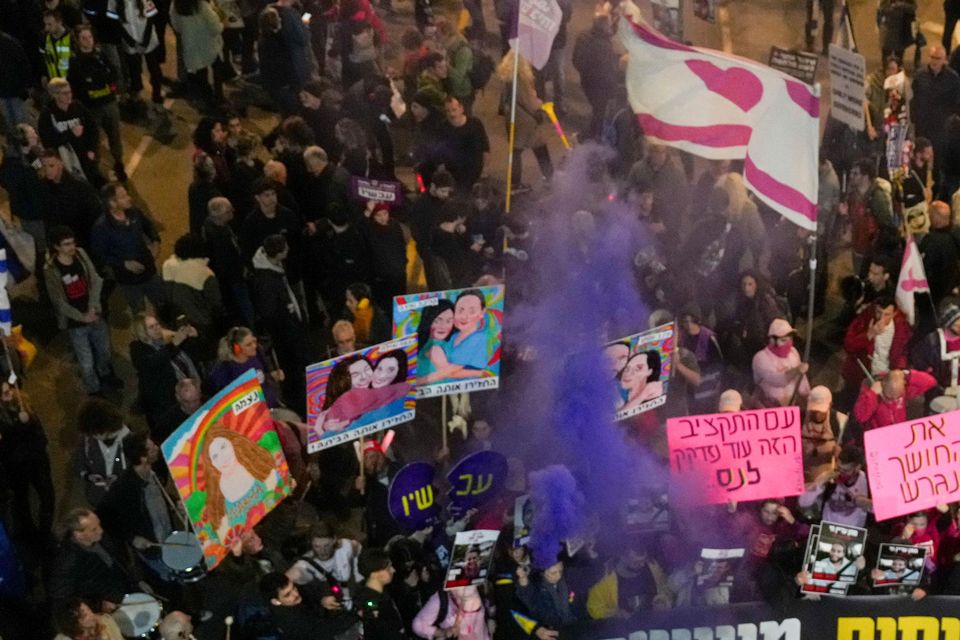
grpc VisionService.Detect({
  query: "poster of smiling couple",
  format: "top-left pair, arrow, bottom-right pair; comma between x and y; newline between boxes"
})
393,285 -> 504,398
305,335 -> 418,452
162,369 -> 293,570
604,322 -> 675,420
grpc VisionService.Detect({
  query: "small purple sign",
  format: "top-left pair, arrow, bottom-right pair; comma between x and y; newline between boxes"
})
351,176 -> 403,204
447,451 -> 509,512
388,462 -> 440,530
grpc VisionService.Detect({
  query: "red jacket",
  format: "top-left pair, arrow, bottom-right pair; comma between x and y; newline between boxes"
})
842,307 -> 911,390
852,369 -> 936,431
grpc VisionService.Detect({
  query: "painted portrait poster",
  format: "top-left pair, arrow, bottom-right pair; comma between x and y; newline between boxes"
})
162,369 -> 292,570
444,529 -> 500,590
604,322 -> 675,421
305,335 -> 417,453
393,285 -> 504,398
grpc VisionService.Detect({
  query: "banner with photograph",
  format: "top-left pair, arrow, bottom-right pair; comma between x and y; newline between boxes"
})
393,285 -> 504,398
513,495 -> 532,548
305,336 -> 417,452
864,411 -> 960,521
444,529 -> 499,590
695,548 -> 744,599
162,370 -> 293,570
802,521 -> 867,595
873,543 -> 925,588
605,322 -> 675,421
667,406 -> 803,505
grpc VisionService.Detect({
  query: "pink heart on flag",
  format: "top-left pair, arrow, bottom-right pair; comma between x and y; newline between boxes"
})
685,60 -> 763,113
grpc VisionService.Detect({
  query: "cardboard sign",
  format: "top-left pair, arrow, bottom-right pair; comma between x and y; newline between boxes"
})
828,44 -> 865,132
393,286 -> 504,398
606,323 -> 675,421
350,176 -> 403,204
444,529 -> 499,590
388,462 -> 440,531
667,406 -> 803,505
864,412 -> 960,521
446,450 -> 508,513
768,46 -> 819,85
305,336 -> 417,452
162,370 -> 293,569
874,543 -> 925,588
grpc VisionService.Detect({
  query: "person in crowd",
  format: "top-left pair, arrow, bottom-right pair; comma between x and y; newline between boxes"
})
38,78 -> 103,186
203,196 -> 255,326
41,9 -> 73,82
258,6 -> 303,116
439,95 -> 489,194
496,53 -> 552,192
842,294 -> 911,393
207,326 -> 284,407
48,508 -> 136,609
417,51 -> 449,110
912,45 -> 960,196
153,377 -> 203,444
837,158 -> 896,275
0,30 -> 32,129
572,13 -> 619,139
0,129 -> 46,249
516,557 -> 577,634
363,203 -> 407,312
188,153 -> 222,235
720,270 -> 784,373
260,571 -> 352,639
435,18 -> 473,112
44,225 -> 120,397
129,312 -> 199,429
587,539 -> 670,619
170,0 -> 226,109
39,149 -> 102,248
912,299 -> 960,389
192,116 -> 233,187
0,381 -> 55,541
162,233 -> 223,355
751,318 -> 810,407
411,167 -> 455,285
356,547 -> 406,640
430,200 -> 481,290
110,0 -> 165,114
332,320 -> 358,356
73,398 -> 133,506
413,584 -> 491,640
68,25 -> 126,182
53,598 -> 124,640
921,201 -> 960,306
853,368 -> 937,431
350,439 -> 402,547
298,80 -> 343,161
628,145 -> 690,236
157,611 -> 194,640
799,445 -> 872,527
345,281 -> 391,348
679,303 -> 724,414
239,178 -> 303,284
289,522 -> 361,594
91,182 -> 163,312
800,386 -> 845,482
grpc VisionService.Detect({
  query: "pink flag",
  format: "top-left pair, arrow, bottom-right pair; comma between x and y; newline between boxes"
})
896,235 -> 929,326
619,7 -> 819,231
514,0 -> 562,70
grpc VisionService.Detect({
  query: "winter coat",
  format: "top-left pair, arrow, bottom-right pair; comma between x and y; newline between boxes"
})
170,0 -> 223,72
161,255 -> 222,329
842,307 -> 912,390
89,208 -> 160,284
852,369 -> 936,431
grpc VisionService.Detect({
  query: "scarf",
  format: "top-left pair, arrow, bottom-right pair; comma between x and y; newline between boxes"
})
767,343 -> 793,359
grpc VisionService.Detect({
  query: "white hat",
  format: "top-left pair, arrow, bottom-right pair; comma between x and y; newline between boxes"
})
767,318 -> 796,339
807,386 -> 832,413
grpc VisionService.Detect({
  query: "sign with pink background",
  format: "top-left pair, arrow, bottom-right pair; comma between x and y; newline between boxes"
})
667,406 -> 803,505
865,412 -> 960,522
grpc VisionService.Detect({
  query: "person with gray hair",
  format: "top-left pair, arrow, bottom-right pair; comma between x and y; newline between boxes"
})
38,78 -> 103,185
158,611 -> 195,639
203,196 -> 254,325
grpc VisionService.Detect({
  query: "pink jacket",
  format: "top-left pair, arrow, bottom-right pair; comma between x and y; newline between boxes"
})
852,370 -> 936,431
752,346 -> 810,406
412,593 -> 491,640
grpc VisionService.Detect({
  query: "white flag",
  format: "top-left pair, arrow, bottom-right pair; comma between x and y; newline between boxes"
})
512,0 -> 562,70
896,236 -> 930,326
619,3 -> 819,231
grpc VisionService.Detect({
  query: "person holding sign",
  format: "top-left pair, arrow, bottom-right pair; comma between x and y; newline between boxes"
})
852,368 -> 935,431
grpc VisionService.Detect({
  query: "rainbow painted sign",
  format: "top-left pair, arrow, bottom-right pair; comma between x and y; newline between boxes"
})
306,336 -> 418,453
393,285 -> 504,398
161,369 -> 292,570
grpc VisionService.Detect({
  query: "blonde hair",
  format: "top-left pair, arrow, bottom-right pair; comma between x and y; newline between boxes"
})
131,312 -> 157,343
201,424 -> 277,527
496,52 -> 535,89
218,326 -> 254,362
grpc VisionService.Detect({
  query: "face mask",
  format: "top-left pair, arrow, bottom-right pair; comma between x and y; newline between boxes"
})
768,342 -> 792,358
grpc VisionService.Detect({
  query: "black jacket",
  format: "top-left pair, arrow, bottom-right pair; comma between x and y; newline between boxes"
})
68,48 -> 119,106
98,467 -> 166,546
203,218 -> 246,285
356,585 -> 406,640
48,535 -> 135,608
0,31 -> 31,99
41,172 -> 102,247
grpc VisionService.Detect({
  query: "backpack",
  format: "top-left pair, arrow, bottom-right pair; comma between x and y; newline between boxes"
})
468,44 -> 495,92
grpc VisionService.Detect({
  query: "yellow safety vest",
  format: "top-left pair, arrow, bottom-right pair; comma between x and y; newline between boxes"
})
43,32 -> 72,79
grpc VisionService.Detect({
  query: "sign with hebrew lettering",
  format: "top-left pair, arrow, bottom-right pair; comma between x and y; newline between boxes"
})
444,529 -> 499,590
666,406 -> 803,505
387,462 -> 440,531
350,176 -> 403,204
446,450 -> 508,513
606,322 -> 675,421
393,285 -> 504,398
305,336 -> 417,453
874,543 -> 925,588
864,412 -> 960,521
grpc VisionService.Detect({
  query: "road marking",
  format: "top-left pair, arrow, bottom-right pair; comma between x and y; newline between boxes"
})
124,97 -> 174,178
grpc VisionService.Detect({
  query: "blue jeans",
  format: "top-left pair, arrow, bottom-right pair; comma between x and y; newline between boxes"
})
68,319 -> 112,393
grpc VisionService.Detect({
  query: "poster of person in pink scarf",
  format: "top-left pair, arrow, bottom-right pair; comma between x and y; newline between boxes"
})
305,336 -> 417,452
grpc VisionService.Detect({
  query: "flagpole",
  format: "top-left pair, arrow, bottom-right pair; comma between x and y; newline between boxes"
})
504,41 -> 521,213
802,229 -> 817,364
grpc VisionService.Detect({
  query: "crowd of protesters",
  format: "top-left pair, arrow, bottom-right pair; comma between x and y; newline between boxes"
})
6,0 -> 960,638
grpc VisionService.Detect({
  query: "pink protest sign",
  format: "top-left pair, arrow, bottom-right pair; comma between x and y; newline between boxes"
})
865,413 -> 960,522
667,407 -> 803,505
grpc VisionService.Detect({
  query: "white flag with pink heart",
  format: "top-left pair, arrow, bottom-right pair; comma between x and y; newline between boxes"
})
896,235 -> 929,326
619,5 -> 819,231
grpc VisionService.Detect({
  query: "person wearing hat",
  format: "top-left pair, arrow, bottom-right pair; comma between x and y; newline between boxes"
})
751,318 -> 810,407
842,293 -> 911,394
801,386 -> 845,483
910,297 -> 960,390
853,368 -> 937,432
